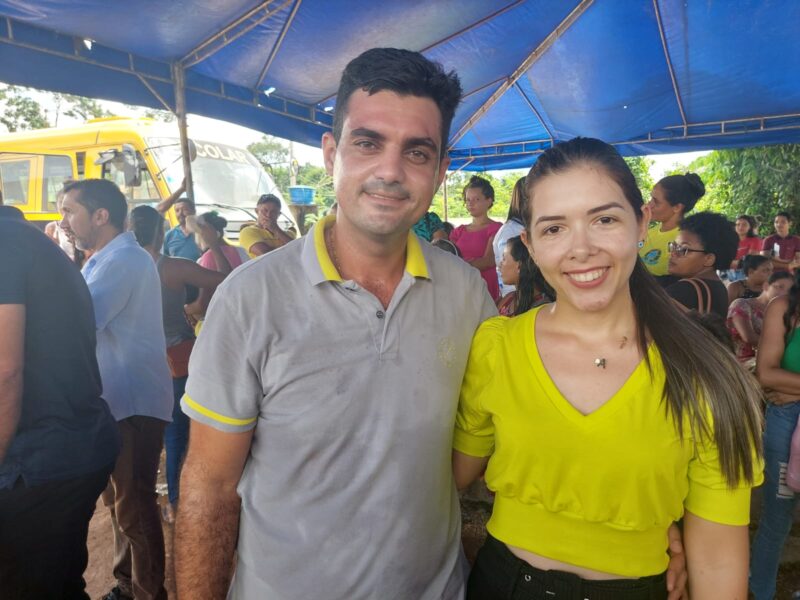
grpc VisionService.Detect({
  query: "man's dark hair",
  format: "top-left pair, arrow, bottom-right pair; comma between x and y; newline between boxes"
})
63,179 -> 127,231
679,211 -> 738,271
332,48 -> 463,158
257,194 -> 281,209
175,197 -> 195,211
776,211 -> 792,222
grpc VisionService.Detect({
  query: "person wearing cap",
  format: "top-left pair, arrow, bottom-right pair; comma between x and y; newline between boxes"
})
238,193 -> 296,258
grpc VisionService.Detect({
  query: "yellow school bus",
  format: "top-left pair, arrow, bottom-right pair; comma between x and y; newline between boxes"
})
0,116 -> 295,236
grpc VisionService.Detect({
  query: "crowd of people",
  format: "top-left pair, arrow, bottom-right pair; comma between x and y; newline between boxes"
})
0,45 -> 798,600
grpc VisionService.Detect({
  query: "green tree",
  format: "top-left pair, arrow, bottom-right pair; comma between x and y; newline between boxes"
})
689,145 -> 800,228
0,85 -> 50,132
624,156 -> 655,199
60,94 -> 112,121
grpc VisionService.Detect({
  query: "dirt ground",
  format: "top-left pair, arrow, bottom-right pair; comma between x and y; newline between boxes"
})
83,464 -> 800,599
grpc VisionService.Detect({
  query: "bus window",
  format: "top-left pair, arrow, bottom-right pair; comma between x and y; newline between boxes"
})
0,157 -> 32,206
102,150 -> 160,203
43,155 -> 74,211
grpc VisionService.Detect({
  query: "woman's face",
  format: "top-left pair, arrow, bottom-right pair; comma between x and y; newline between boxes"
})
775,215 -> 791,237
667,230 -> 713,278
526,164 -> 647,313
766,278 -> 793,301
747,261 -> 773,288
647,184 -> 678,223
464,187 -> 492,218
499,245 -> 521,286
735,218 -> 751,237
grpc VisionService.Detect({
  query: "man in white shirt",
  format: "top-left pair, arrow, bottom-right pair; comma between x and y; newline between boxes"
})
61,179 -> 173,600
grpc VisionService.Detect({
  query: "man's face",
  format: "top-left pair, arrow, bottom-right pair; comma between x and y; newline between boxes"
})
322,90 -> 449,240
256,202 -> 281,228
60,190 -> 100,251
775,215 -> 791,237
174,201 -> 195,227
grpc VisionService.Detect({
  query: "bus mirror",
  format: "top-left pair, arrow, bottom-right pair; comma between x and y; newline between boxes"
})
187,139 -> 197,162
120,144 -> 141,187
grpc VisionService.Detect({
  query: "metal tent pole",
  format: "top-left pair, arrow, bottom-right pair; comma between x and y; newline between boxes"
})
172,63 -> 194,203
442,173 -> 448,222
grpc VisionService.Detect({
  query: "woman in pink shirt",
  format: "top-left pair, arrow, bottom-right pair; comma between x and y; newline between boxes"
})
195,212 -> 249,272
450,176 -> 503,300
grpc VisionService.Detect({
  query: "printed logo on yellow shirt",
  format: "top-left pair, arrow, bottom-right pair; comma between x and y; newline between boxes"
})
642,249 -> 661,266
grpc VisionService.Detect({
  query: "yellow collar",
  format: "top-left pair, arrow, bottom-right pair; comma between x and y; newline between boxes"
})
313,214 -> 429,282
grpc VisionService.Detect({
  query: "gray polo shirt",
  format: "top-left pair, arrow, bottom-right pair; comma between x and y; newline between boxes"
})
183,215 -> 496,600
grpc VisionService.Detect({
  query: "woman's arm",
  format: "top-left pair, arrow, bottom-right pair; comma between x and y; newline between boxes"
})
730,312 -> 759,346
756,296 -> 800,396
452,450 -> 489,492
726,281 -> 742,305
469,236 -> 497,271
684,511 -> 748,599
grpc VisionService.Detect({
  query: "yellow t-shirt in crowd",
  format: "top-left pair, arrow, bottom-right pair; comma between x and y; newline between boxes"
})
239,225 -> 292,258
639,223 -> 678,276
454,307 -> 762,577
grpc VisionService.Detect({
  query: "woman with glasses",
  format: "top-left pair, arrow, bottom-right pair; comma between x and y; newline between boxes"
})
639,173 -> 705,284
664,212 -> 739,318
453,138 -> 762,599
451,175 -> 503,300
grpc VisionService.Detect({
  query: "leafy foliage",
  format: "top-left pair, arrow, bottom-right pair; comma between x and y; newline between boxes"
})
0,85 -> 50,132
689,145 -> 800,231
247,135 -> 334,208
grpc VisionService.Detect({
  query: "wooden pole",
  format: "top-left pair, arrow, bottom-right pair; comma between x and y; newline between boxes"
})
172,63 -> 194,203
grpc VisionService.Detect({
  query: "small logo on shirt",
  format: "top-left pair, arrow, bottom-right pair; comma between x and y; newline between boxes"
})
642,249 -> 661,266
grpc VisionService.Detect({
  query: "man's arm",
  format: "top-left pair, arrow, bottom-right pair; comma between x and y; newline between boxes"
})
175,420 -> 253,599
0,304 -> 25,463
155,179 -> 186,215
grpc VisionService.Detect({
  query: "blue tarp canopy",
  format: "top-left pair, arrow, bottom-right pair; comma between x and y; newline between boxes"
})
0,0 -> 798,170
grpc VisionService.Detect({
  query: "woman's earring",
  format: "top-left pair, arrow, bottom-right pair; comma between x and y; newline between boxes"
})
637,240 -> 644,249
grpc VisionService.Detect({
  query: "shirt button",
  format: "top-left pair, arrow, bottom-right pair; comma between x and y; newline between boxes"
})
376,310 -> 385,319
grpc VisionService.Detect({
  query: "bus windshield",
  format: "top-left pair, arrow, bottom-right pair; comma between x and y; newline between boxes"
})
146,137 -> 278,216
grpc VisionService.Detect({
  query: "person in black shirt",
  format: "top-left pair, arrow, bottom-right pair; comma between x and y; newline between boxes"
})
0,203 -> 120,598
665,212 -> 738,319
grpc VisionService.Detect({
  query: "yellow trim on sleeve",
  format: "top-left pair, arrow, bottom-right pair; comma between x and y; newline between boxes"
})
313,213 -> 429,281
183,394 -> 257,427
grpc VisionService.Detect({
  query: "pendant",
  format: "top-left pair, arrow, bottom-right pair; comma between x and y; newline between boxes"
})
594,358 -> 606,369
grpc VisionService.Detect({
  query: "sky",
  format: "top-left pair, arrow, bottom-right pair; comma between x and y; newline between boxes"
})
23,90 -> 708,180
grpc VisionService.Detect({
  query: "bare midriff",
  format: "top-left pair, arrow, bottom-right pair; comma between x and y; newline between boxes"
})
506,543 -> 636,581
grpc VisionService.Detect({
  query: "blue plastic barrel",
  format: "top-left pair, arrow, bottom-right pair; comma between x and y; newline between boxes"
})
288,185 -> 315,205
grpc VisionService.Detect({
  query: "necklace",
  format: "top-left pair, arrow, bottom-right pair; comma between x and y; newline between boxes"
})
594,336 -> 629,369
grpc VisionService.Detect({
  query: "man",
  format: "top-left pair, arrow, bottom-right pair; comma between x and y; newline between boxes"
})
0,198 -> 119,598
157,179 -> 201,261
175,49 -> 688,600
761,211 -> 800,272
61,179 -> 173,600
238,193 -> 295,257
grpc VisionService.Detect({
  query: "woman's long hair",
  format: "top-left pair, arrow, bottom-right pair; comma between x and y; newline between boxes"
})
783,270 -> 800,343
506,236 -> 550,316
524,137 -> 763,487
506,176 -> 527,224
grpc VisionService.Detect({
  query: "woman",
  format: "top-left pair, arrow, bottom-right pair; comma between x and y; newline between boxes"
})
496,235 -> 550,317
727,254 -> 772,304
728,215 -> 762,279
451,176 -> 503,300
639,172 -> 705,283
453,138 -> 762,599
129,205 -> 230,522
194,211 -> 249,272
493,177 -> 528,298
761,211 -> 800,273
727,270 -> 792,364
664,212 -> 738,318
751,271 -> 800,600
